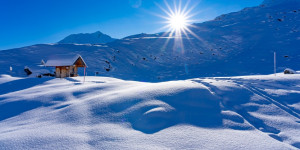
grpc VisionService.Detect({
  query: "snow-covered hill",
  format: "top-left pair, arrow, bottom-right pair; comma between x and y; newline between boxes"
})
262,0 -> 299,7
58,31 -> 116,44
0,73 -> 299,149
0,0 -> 299,81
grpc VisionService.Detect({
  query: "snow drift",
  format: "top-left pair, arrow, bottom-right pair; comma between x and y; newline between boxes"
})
0,73 -> 299,149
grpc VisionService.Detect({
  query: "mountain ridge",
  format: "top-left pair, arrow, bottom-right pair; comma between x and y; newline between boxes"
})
58,31 -> 116,44
262,0 -> 300,7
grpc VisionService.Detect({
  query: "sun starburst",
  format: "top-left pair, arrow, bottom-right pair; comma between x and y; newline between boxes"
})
169,13 -> 188,32
156,0 -> 200,53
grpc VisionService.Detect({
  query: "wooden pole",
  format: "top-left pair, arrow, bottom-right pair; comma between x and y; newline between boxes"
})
274,52 -> 276,76
84,66 -> 86,83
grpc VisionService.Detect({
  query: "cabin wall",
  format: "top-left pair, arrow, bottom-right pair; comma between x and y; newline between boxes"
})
61,67 -> 67,78
55,66 -> 78,78
69,66 -> 78,77
55,67 -> 67,78
55,67 -> 61,78
74,66 -> 78,77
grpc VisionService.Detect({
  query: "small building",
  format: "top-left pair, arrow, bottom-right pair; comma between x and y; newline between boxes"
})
45,55 -> 87,78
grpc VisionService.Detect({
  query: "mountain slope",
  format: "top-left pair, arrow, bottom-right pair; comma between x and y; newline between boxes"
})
0,73 -> 299,149
0,0 -> 300,81
262,0 -> 300,7
58,31 -> 116,44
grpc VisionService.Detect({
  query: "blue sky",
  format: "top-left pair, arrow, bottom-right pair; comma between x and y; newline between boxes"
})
0,0 -> 263,50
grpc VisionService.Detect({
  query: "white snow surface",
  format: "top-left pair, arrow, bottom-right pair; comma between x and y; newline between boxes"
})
0,74 -> 21,84
0,73 -> 299,149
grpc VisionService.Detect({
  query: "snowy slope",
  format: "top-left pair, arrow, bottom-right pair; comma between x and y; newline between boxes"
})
0,0 -> 300,81
58,31 -> 116,44
262,0 -> 299,7
0,73 -> 299,149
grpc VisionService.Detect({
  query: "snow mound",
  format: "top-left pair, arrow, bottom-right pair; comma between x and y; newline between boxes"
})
284,68 -> 297,74
0,74 -> 21,84
0,73 -> 299,149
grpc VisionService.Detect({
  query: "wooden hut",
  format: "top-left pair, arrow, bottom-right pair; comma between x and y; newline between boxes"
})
45,55 -> 87,78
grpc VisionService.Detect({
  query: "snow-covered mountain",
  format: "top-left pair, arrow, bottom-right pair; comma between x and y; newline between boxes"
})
0,0 -> 300,81
262,0 -> 299,7
58,31 -> 116,44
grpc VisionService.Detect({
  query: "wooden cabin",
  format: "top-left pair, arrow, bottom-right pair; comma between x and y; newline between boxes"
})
45,55 -> 87,78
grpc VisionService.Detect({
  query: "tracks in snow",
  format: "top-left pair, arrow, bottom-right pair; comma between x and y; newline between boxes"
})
192,78 -> 300,148
242,84 -> 300,119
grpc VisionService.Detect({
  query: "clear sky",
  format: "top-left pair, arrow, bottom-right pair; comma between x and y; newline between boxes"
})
0,0 -> 263,50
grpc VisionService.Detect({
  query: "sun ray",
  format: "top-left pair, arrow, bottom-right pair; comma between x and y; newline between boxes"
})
155,3 -> 173,18
173,0 -> 178,14
164,0 -> 175,16
182,0 -> 191,14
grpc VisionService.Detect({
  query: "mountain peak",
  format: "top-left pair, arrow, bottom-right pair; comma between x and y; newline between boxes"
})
58,31 -> 116,44
92,31 -> 103,35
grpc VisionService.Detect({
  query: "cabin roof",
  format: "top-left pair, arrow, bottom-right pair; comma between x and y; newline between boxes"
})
45,55 -> 87,67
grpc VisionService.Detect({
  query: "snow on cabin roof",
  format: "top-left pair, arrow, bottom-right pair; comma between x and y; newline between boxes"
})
45,55 -> 87,67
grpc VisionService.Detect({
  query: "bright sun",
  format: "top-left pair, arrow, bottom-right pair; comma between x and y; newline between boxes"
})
169,14 -> 188,31
157,0 -> 198,38
156,0 -> 200,53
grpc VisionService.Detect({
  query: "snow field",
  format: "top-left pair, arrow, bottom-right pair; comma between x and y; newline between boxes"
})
0,73 -> 299,149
